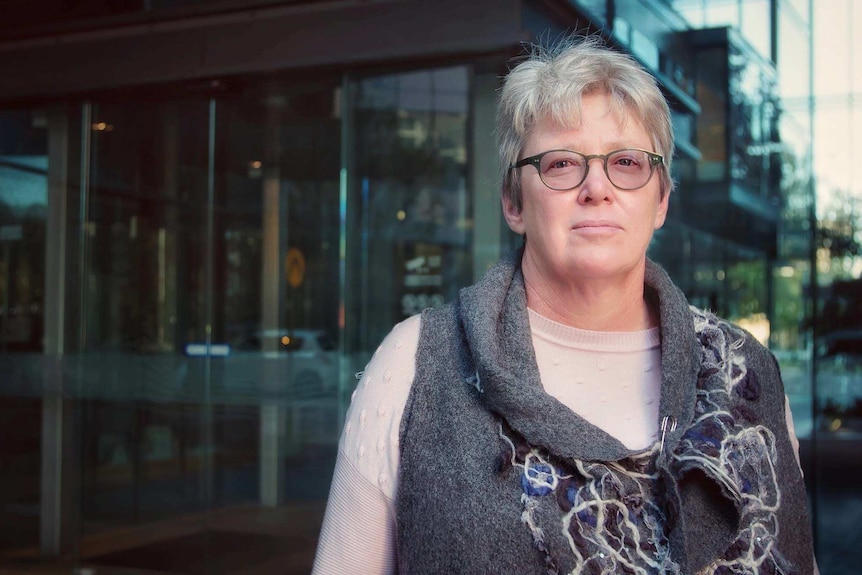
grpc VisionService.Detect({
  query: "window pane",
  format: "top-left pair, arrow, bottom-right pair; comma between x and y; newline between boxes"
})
0,108 -> 49,555
78,99 -> 213,536
348,66 -> 473,352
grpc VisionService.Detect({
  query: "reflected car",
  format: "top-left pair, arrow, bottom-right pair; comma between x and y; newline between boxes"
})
816,330 -> 862,433
224,327 -> 339,400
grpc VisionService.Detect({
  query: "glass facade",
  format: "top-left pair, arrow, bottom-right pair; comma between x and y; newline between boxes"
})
0,0 -> 860,572
0,63 -> 479,573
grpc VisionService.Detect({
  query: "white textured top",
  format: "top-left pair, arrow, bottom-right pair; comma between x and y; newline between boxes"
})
311,309 -> 802,574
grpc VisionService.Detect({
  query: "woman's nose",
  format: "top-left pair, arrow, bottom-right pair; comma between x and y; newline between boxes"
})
577,158 -> 614,203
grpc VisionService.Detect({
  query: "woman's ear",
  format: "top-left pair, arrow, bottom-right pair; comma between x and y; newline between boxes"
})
653,189 -> 670,230
502,194 -> 526,235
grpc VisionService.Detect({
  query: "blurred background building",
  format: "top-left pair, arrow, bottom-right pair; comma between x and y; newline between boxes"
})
0,0 -> 859,573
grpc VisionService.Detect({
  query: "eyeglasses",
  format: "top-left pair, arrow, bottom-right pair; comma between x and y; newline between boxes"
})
510,148 -> 664,191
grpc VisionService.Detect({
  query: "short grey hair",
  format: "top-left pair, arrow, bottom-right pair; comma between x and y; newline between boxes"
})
498,35 -> 675,211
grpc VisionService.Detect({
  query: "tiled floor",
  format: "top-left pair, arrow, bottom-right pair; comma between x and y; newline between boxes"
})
0,503 -> 325,575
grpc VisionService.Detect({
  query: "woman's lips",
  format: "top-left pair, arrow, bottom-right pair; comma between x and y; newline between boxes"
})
572,220 -> 621,233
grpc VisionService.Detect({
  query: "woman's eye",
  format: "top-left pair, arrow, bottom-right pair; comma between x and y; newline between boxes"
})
544,156 -> 581,171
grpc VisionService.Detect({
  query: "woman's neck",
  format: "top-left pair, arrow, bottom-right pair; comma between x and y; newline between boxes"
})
522,261 -> 657,332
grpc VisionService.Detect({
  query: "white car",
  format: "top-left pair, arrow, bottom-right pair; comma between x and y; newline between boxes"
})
221,328 -> 339,400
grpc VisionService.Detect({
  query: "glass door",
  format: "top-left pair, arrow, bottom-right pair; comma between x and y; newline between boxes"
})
0,108 -> 50,558
72,77 -> 344,573
206,79 -> 343,573
76,97 -> 217,564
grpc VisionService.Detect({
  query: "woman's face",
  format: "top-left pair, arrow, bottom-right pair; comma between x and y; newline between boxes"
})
503,91 -> 669,287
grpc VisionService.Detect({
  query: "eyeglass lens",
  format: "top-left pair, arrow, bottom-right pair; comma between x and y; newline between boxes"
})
539,149 -> 654,190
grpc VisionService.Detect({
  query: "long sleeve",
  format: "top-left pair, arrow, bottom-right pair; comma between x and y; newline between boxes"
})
784,394 -> 820,575
311,448 -> 397,574
311,315 -> 421,574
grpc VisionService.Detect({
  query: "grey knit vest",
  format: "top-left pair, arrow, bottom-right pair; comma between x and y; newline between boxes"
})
396,250 -> 814,574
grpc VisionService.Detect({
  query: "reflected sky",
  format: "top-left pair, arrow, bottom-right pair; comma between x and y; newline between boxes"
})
0,156 -> 47,211
812,0 -> 862,208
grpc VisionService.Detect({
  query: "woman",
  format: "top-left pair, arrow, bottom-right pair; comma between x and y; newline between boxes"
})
313,36 -> 815,574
